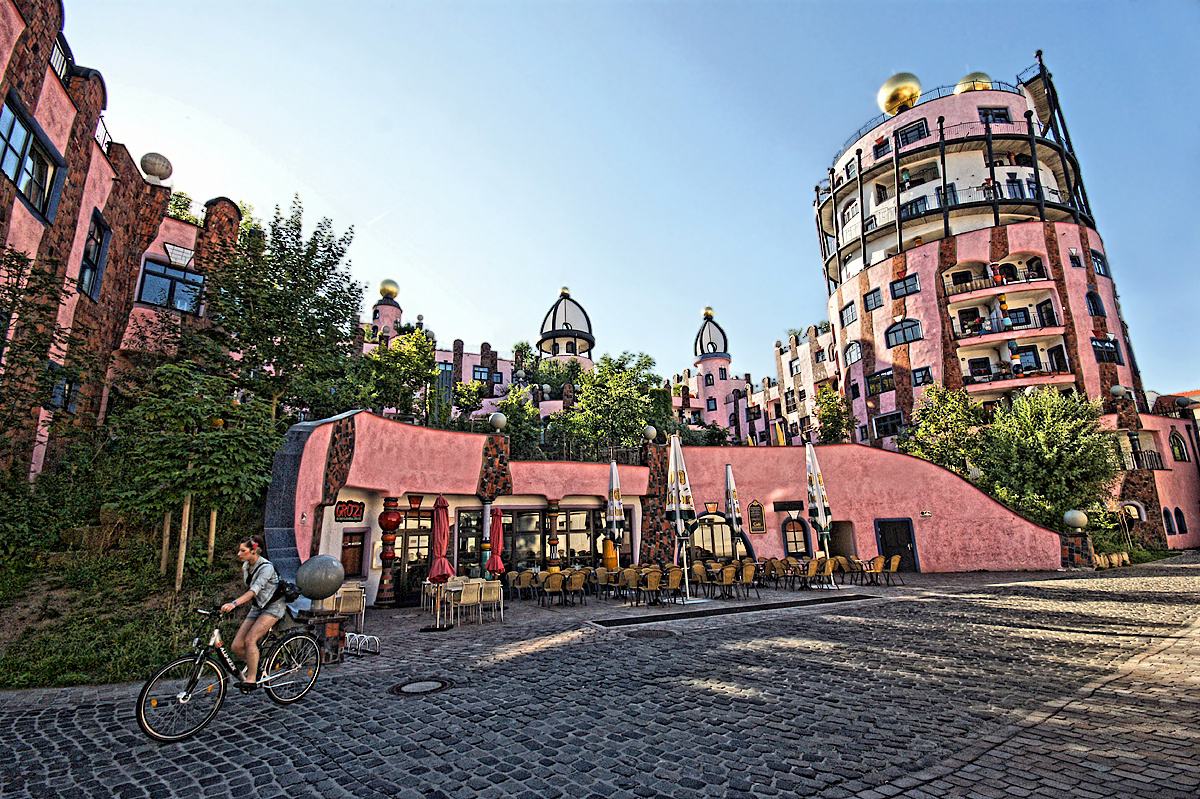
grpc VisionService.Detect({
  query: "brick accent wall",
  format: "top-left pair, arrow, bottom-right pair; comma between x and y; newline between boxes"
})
989,225 -> 1009,265
1060,530 -> 1094,569
935,237 -> 963,390
1042,222 -> 1085,395
639,442 -> 673,563
1118,470 -> 1167,548
476,432 -> 513,502
889,254 -> 913,430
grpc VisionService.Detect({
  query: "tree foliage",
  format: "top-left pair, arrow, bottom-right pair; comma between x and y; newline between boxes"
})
897,385 -> 984,476
973,389 -> 1120,531
365,330 -> 437,420
199,197 -> 364,423
496,387 -> 544,461
165,192 -> 200,225
813,384 -> 855,444
560,352 -> 655,449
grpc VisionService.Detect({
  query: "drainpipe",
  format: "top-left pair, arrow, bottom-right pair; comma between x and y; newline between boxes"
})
1025,110 -> 1046,223
984,118 -> 1000,228
937,116 -> 950,238
892,130 -> 903,252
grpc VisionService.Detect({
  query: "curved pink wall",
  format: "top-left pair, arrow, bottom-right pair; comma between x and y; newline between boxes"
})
34,66 -> 75,153
510,461 -> 647,502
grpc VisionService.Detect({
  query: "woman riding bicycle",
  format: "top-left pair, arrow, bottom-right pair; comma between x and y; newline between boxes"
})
220,535 -> 286,690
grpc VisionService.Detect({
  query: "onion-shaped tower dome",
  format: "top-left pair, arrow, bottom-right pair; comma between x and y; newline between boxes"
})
538,287 -> 595,357
694,307 -> 729,359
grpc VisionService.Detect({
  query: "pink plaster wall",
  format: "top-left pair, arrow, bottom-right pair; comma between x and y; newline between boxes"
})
1140,415 -> 1200,549
33,65 -> 75,153
145,216 -> 199,257
510,461 -> 648,502
0,1 -> 23,78
55,141 -> 116,343
5,199 -> 44,255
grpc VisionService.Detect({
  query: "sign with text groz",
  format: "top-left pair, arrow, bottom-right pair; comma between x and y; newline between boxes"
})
333,500 -> 365,523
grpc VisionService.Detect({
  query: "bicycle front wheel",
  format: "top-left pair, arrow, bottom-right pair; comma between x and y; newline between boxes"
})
136,655 -> 227,743
262,633 -> 321,705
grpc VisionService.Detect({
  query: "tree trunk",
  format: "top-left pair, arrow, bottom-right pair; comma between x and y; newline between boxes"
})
207,507 -> 218,565
159,510 -> 172,575
175,493 -> 192,592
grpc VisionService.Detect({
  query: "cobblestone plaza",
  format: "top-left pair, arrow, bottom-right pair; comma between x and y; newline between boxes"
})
2,555 -> 1198,798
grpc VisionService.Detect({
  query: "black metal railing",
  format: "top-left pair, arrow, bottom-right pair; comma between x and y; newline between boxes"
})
945,267 -> 1052,298
1124,450 -> 1166,471
94,116 -> 112,153
962,367 -> 1072,387
952,312 -> 1060,340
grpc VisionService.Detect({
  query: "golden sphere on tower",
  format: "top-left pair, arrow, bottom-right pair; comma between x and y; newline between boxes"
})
954,71 -> 992,94
703,306 -> 714,319
379,279 -> 399,299
560,286 -> 570,296
877,73 -> 922,116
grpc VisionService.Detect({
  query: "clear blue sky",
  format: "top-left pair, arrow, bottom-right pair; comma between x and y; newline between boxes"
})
65,1 -> 1200,392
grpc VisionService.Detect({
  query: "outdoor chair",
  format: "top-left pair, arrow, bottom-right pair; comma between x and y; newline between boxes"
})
335,583 -> 367,632
737,562 -> 760,600
717,565 -> 738,599
592,567 -> 610,599
833,556 -> 852,585
480,580 -> 504,621
565,570 -> 588,606
797,558 -> 820,590
690,563 -> 713,598
637,570 -> 662,606
514,571 -> 537,600
450,581 -> 483,625
883,555 -> 905,586
662,568 -> 684,604
505,571 -> 520,600
619,568 -> 640,602
540,572 -> 566,607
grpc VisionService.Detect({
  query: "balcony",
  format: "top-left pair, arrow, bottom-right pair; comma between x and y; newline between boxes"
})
962,367 -> 1074,394
1123,450 -> 1166,471
945,266 -> 1052,298
953,311 -> 1059,341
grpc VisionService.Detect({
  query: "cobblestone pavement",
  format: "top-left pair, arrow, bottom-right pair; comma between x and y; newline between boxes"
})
2,554 -> 1198,799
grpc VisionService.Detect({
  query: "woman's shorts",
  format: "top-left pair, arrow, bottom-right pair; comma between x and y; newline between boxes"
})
245,598 -> 288,623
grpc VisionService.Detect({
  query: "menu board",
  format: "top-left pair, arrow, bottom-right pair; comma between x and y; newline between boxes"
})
747,500 -> 766,533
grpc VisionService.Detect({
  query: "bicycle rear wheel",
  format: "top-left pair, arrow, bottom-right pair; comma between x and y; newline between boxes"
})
262,633 -> 321,705
136,655 -> 227,742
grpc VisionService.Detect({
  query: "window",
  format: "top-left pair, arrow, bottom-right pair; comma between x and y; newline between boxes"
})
1164,509 -> 1175,536
849,382 -> 861,399
1086,292 -> 1105,317
890,274 -> 920,299
436,362 -> 454,402
863,288 -> 883,311
340,529 -> 366,578
1170,432 -> 1189,462
885,319 -> 922,347
77,212 -> 110,300
841,200 -> 859,226
784,393 -> 797,414
873,139 -> 891,160
1176,509 -> 1188,536
472,365 -> 490,381
1009,307 -> 1031,327
896,119 -> 929,147
814,349 -> 826,363
137,260 -> 204,314
844,341 -> 862,365
867,369 -> 895,396
858,424 -> 869,441
978,107 -> 1011,125
937,183 -> 958,207
968,357 -> 992,377
46,362 -> 78,414
789,358 -> 802,376
783,518 -> 810,558
875,184 -> 889,203
718,367 -> 727,380
799,415 -> 811,430
1069,252 -> 1083,268
874,411 -> 904,438
704,374 -> 714,386
1091,250 -> 1109,277
0,99 -> 62,217
911,367 -> 932,386
1092,337 -> 1122,364
796,389 -> 807,403
899,196 -> 929,221
492,372 -> 503,383
845,160 -> 857,179
1006,173 -> 1025,199
951,271 -> 974,286
839,302 -> 857,327
706,398 -> 717,412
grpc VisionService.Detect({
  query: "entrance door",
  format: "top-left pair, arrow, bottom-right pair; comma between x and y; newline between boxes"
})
875,519 -> 918,572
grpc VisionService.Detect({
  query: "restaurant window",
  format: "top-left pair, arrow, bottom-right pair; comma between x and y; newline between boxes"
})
874,411 -> 904,438
839,302 -> 857,327
138,260 -> 204,314
782,518 -> 811,558
503,510 -> 545,573
1170,433 -> 1189,462
340,528 -> 367,578
885,318 -> 922,347
456,510 -> 483,576
978,107 -> 1011,125
896,119 -> 929,147
889,274 -> 920,299
911,367 -> 933,386
555,510 -> 600,569
844,341 -> 862,365
867,369 -> 895,396
78,212 -> 110,300
692,515 -> 747,561
0,98 -> 63,218
863,288 -> 883,312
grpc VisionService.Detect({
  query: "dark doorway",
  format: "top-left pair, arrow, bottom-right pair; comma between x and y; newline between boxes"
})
1036,299 -> 1057,327
874,518 -> 919,572
1048,345 -> 1068,373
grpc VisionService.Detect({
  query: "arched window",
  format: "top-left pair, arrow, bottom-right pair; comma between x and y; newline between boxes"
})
1175,508 -> 1188,536
704,373 -> 715,386
998,262 -> 1017,281
1163,508 -> 1176,535
782,518 -> 811,557
1086,291 -> 1105,317
1171,433 -> 1189,462
844,341 -> 862,365
885,319 -> 923,348
566,341 -> 576,354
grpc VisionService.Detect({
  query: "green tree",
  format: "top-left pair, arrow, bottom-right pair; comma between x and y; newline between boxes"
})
897,385 -> 984,476
366,330 -> 437,421
566,353 -> 656,449
974,389 -> 1120,531
451,380 -> 486,428
813,384 -> 855,444
166,191 -> 200,225
496,387 -> 544,461
199,197 -> 364,424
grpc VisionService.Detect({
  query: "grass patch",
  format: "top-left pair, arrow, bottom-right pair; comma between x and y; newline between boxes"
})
1129,549 -> 1175,565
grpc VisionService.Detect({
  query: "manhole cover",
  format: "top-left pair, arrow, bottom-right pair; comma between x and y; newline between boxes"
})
387,678 -> 454,696
626,629 -> 674,639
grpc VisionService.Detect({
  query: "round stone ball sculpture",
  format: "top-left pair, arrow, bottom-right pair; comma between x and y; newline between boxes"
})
140,152 -> 173,181
1062,510 -> 1088,530
296,555 -> 345,600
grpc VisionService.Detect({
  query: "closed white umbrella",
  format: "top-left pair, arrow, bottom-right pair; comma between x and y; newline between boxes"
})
724,464 -> 755,561
666,434 -> 697,602
805,442 -> 832,558
604,460 -> 624,571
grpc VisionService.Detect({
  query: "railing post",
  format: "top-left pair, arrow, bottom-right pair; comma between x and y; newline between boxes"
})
984,118 -> 1000,228
892,130 -> 903,252
937,116 -> 950,238
1024,110 -> 1046,223
855,149 -> 867,259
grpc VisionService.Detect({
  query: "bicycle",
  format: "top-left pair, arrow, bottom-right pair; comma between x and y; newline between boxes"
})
136,607 -> 322,743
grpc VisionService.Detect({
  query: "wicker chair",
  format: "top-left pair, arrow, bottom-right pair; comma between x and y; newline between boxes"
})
883,555 -> 905,586
638,570 -> 662,606
539,572 -> 566,607
514,570 -> 536,600
592,567 -> 610,599
662,568 -> 684,604
565,570 -> 588,606
690,563 -> 714,598
505,570 -> 520,599
737,562 -> 760,599
619,568 -> 640,602
480,580 -> 504,621
716,565 -> 739,599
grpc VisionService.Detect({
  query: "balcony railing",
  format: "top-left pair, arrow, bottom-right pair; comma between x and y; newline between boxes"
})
962,367 -> 1072,387
945,267 -> 1051,298
94,116 -> 112,154
953,311 -> 1059,340
1123,450 -> 1166,471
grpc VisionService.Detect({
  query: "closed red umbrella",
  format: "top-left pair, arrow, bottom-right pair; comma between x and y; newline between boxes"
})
485,505 -> 505,574
428,495 -> 454,584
